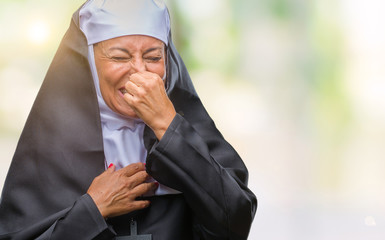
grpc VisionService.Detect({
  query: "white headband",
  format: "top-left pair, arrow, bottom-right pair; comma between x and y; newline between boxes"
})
79,0 -> 170,45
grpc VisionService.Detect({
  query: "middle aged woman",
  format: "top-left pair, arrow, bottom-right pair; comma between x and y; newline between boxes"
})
0,0 -> 257,239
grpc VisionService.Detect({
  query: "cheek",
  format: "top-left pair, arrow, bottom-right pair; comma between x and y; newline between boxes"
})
146,63 -> 165,78
99,63 -> 128,87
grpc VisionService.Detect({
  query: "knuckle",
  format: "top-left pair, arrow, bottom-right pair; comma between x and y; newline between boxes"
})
136,89 -> 145,98
143,183 -> 152,191
135,162 -> 143,169
123,180 -> 134,189
122,180 -> 129,188
134,173 -> 146,183
130,73 -> 139,80
132,97 -> 141,105
132,162 -> 141,170
155,76 -> 162,84
126,202 -> 135,210
141,80 -> 148,88
124,191 -> 133,199
140,171 -> 148,178
140,202 -> 149,208
116,171 -> 125,178
150,77 -> 158,86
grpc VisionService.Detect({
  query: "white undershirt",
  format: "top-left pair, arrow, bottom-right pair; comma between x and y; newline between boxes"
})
87,45 -> 180,195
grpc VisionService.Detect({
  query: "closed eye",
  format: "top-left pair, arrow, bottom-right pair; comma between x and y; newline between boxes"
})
146,57 -> 162,62
111,57 -> 129,61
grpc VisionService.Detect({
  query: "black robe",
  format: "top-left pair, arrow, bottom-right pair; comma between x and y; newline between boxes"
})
0,5 -> 257,240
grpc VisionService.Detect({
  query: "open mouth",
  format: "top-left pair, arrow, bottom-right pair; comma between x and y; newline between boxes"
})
119,88 -> 128,94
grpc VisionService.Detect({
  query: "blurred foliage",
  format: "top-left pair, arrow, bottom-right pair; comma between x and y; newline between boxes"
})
166,0 -> 198,69
309,2 -> 352,190
2,1 -> 385,239
268,0 -> 292,20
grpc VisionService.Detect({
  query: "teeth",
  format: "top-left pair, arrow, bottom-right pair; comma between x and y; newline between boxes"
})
120,89 -> 128,94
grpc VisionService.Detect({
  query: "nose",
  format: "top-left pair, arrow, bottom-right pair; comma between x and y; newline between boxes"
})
129,57 -> 146,73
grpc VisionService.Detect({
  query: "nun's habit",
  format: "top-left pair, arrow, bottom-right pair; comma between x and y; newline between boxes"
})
0,0 -> 257,239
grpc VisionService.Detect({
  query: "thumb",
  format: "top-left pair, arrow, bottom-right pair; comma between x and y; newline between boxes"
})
107,163 -> 116,172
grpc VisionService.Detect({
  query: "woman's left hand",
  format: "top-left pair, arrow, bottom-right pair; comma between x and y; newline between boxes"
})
123,71 -> 176,140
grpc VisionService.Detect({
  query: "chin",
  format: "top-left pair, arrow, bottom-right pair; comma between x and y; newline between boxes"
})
118,106 -> 139,119
111,96 -> 139,119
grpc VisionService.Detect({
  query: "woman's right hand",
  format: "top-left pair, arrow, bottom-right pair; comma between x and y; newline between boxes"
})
87,163 -> 157,218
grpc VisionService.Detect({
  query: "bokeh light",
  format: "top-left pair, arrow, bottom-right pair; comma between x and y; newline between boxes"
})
27,20 -> 50,45
1,0 -> 385,239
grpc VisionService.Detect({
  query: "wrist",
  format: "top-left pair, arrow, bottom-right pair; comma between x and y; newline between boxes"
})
152,110 -> 176,140
88,192 -> 109,218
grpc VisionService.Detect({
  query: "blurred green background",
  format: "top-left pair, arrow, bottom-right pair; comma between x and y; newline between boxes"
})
1,0 -> 385,239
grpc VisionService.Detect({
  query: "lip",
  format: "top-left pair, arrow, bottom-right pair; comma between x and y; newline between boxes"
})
119,87 -> 127,94
118,87 -> 128,97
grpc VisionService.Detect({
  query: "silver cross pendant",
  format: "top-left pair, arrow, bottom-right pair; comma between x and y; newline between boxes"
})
115,220 -> 152,240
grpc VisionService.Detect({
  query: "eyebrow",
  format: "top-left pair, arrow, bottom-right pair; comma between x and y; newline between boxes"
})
108,47 -> 129,54
143,47 -> 163,55
107,46 -> 163,55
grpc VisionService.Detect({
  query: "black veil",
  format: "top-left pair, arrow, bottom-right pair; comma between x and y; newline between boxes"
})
0,5 -> 256,240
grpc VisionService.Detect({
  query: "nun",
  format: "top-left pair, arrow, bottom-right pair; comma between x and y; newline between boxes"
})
0,0 -> 257,239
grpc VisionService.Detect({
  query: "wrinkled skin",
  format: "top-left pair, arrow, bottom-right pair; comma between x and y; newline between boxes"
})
89,35 -> 177,218
94,35 -> 176,140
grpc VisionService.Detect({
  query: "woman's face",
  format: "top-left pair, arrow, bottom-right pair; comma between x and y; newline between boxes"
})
94,35 -> 166,118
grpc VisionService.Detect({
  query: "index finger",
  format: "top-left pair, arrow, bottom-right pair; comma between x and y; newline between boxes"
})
117,162 -> 146,177
129,71 -> 161,86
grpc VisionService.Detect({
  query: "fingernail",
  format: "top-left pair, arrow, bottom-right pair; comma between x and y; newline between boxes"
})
155,182 -> 159,187
108,163 -> 114,168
